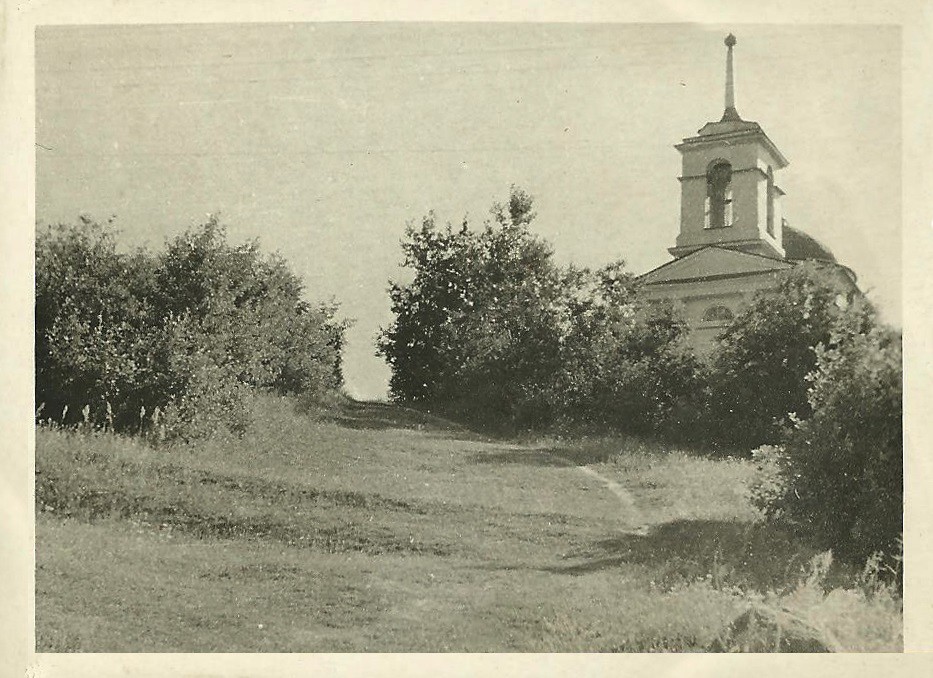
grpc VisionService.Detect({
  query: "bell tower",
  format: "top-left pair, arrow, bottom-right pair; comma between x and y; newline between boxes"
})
670,34 -> 789,260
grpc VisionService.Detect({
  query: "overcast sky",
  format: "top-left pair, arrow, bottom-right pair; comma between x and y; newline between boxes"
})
36,23 -> 901,399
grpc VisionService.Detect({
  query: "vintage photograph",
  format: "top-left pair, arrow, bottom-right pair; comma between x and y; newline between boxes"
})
33,22 -> 903,653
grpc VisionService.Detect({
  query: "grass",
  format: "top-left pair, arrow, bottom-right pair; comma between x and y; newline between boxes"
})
35,396 -> 902,652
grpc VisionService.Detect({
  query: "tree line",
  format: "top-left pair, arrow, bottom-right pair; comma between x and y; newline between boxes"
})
377,186 -> 902,567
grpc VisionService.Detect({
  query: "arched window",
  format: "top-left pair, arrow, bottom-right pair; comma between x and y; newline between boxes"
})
705,161 -> 733,229
702,305 -> 734,322
766,166 -> 775,237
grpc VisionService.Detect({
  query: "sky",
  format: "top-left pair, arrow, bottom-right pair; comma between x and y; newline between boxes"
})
35,23 -> 902,400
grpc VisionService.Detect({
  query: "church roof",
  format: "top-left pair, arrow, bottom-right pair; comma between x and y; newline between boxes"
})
638,245 -> 793,286
782,225 -> 837,263
638,243 -> 859,293
696,118 -> 762,137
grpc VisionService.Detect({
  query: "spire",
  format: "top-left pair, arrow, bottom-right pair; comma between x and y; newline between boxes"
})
721,33 -> 742,122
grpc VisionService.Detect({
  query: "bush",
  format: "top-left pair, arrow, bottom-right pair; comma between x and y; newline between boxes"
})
542,272 -> 701,434
704,262 -> 874,449
713,550 -> 902,652
35,216 -> 347,439
158,351 -> 255,442
154,220 -> 346,396
750,324 -> 902,565
36,217 -> 163,430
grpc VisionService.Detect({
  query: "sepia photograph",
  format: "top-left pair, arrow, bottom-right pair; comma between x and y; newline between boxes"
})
5,5 -> 927,670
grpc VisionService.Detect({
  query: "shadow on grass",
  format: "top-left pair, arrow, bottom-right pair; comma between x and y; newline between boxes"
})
332,400 -> 471,434
545,519 -> 833,593
471,444 -> 619,467
470,449 -> 570,467
330,399 -> 563,446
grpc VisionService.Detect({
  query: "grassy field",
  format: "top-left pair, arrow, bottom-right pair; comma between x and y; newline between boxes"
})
35,396 -> 901,652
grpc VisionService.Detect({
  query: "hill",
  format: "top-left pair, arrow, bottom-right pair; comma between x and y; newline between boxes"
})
35,396 -> 901,652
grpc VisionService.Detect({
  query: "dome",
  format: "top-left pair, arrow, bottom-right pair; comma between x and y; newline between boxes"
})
782,224 -> 837,262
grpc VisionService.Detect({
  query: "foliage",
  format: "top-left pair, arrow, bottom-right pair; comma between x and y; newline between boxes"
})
751,324 -> 902,565
377,187 -> 559,421
747,445 -> 787,517
36,216 -> 162,430
713,549 -> 902,652
542,268 -> 700,433
155,219 -> 347,397
35,216 -> 347,439
704,262 -> 875,449
377,186 -> 699,432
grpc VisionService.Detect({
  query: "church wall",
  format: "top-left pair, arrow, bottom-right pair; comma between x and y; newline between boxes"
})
752,144 -> 787,177
639,271 -> 784,354
640,260 -> 860,355
757,171 -> 769,238
677,177 -> 709,247
731,169 -> 763,241
676,138 -> 791,258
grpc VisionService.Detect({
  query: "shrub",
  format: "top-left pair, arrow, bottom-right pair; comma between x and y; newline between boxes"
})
714,550 -> 902,652
35,216 -> 347,439
750,324 -> 902,565
704,262 -> 874,449
157,347 -> 255,442
36,217 -> 163,429
544,277 -> 701,434
747,445 -> 788,518
154,219 -> 347,397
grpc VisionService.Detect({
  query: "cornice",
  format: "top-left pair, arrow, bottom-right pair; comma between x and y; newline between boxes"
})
678,166 -> 770,182
675,128 -> 789,168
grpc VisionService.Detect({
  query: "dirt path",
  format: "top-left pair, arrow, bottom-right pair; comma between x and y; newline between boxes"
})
573,463 -> 648,533
543,449 -> 647,534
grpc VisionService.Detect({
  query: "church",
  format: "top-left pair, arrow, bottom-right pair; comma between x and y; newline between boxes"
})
638,34 -> 859,353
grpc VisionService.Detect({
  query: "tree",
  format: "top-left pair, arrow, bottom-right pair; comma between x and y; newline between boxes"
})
378,186 -> 701,433
378,187 -> 563,426
155,218 -> 347,397
36,217 -> 163,429
542,263 -> 700,432
706,262 -> 874,449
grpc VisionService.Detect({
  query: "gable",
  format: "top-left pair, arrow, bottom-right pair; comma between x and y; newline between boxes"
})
639,246 -> 794,285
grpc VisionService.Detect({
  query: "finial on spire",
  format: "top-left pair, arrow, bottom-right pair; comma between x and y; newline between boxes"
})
722,33 -> 742,122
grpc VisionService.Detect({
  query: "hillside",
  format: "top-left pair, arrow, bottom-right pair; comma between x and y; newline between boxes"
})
35,397 -> 901,652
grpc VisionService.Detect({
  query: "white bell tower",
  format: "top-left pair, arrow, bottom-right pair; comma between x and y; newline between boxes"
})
670,34 -> 789,260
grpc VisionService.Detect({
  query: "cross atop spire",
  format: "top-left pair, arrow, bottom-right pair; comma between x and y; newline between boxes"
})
721,33 -> 742,122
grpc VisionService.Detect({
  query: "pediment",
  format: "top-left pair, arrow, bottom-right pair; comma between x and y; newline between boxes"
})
639,246 -> 794,285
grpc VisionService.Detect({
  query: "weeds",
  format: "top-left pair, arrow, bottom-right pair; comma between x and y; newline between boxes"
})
712,550 -> 903,652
